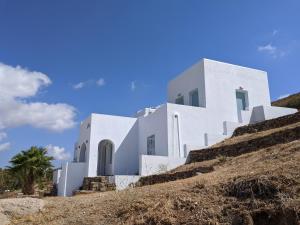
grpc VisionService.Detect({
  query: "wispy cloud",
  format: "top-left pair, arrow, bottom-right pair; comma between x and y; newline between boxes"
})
277,93 -> 290,100
257,43 -> 286,58
73,78 -> 106,90
258,43 -> 277,54
73,82 -> 86,90
130,81 -> 136,91
0,142 -> 10,152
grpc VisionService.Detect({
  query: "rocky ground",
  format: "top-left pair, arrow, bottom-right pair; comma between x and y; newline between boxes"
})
0,198 -> 44,225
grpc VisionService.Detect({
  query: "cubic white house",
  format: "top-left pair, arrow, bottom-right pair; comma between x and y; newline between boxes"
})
53,59 -> 297,196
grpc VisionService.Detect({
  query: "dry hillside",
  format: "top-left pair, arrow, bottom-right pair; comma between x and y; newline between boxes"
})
7,112 -> 300,225
272,92 -> 300,110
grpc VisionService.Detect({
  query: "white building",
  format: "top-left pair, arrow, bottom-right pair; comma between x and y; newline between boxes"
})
54,59 -> 297,196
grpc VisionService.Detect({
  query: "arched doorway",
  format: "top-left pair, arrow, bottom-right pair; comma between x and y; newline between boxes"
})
97,140 -> 114,176
79,143 -> 86,162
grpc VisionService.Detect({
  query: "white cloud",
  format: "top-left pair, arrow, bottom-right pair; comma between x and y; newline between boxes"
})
257,43 -> 286,58
0,142 -> 10,152
258,43 -> 277,54
46,144 -> 71,160
0,132 -> 7,141
73,82 -> 85,90
277,93 -> 290,100
0,62 -> 51,99
0,62 -> 76,132
96,78 -> 105,87
73,78 -> 106,90
130,81 -> 136,91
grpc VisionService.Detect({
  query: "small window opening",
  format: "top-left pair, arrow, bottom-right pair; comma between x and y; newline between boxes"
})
189,89 -> 199,107
147,135 -> 155,155
175,95 -> 184,105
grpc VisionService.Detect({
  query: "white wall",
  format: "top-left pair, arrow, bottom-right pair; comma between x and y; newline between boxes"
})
65,162 -> 86,196
139,154 -> 186,176
167,103 -> 214,156
168,60 -> 206,107
88,114 -> 138,176
138,105 -> 169,156
203,59 -> 271,123
52,169 -> 61,185
57,162 -> 86,197
75,116 -> 92,177
164,59 -> 274,155
108,175 -> 140,190
57,163 -> 67,196
263,106 -> 297,120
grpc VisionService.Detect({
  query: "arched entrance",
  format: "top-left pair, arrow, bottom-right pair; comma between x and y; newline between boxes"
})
79,143 -> 86,162
97,140 -> 114,176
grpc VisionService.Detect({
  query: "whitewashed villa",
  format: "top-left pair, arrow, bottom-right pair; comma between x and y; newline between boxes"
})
53,59 -> 297,196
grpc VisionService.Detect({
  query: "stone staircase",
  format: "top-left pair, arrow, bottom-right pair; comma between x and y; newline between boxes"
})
75,176 -> 116,195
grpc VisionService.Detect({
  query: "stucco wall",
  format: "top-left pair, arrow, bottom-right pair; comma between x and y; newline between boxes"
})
138,105 -> 169,156
52,169 -> 61,185
57,162 -> 86,197
88,114 -> 138,176
203,59 -> 271,123
57,163 -> 67,196
75,116 -> 92,170
139,154 -> 186,176
168,60 -> 206,107
263,106 -> 297,120
164,59 -> 274,155
167,103 -> 223,157
64,162 -> 86,196
108,175 -> 141,190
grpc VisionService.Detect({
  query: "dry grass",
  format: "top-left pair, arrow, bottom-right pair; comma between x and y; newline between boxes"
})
212,121 -> 300,148
272,92 -> 300,110
10,139 -> 300,225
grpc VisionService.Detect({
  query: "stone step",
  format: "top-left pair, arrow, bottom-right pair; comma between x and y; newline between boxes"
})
74,190 -> 97,196
81,176 -> 116,192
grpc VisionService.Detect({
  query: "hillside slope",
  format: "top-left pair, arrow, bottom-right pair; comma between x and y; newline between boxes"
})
272,92 -> 300,110
9,113 -> 300,225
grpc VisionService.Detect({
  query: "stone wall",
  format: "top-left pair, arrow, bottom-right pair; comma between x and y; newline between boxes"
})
232,112 -> 299,137
188,125 -> 300,163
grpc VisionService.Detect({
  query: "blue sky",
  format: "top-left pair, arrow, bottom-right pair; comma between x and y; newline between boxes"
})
0,0 -> 299,167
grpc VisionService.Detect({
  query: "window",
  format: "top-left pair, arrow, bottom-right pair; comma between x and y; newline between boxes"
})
236,90 -> 248,111
147,135 -> 155,155
175,95 -> 184,105
189,89 -> 199,107
79,143 -> 86,162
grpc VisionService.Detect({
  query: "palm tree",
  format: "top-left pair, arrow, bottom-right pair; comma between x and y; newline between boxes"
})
8,146 -> 53,195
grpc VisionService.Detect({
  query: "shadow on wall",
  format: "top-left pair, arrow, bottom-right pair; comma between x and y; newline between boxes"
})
113,121 -> 139,175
